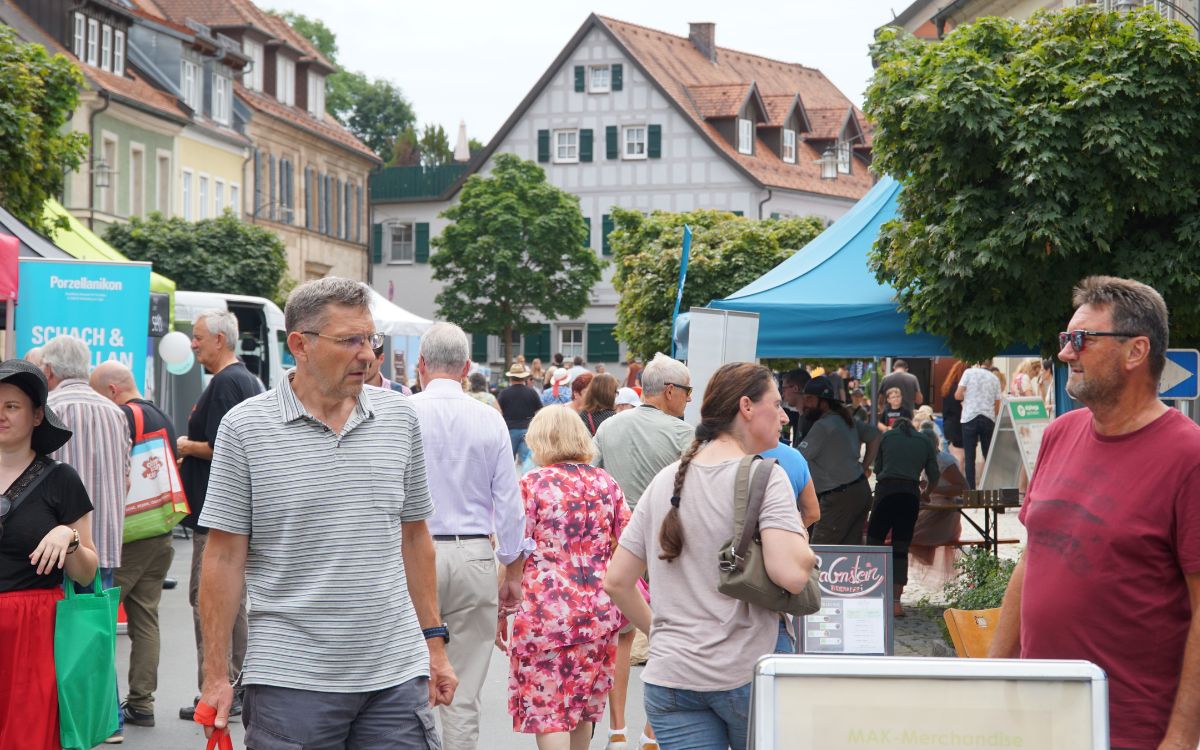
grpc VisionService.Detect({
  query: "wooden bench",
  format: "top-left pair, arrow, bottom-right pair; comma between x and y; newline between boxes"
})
952,537 -> 1020,549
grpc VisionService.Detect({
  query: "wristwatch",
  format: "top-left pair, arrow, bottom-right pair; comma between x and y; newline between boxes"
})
66,528 -> 80,554
422,624 -> 450,644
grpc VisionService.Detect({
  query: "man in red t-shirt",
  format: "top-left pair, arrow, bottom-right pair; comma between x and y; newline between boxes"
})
989,276 -> 1200,750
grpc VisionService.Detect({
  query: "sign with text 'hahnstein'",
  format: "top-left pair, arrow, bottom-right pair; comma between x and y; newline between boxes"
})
800,546 -> 893,656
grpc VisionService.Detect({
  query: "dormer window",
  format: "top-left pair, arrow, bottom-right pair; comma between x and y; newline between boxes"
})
213,74 -> 232,125
589,65 -> 610,93
243,38 -> 264,92
837,140 -> 851,174
86,18 -> 98,66
181,60 -> 202,110
782,129 -> 796,163
276,55 -> 296,106
101,25 -> 111,71
738,118 -> 753,155
73,14 -> 85,59
114,30 -> 125,75
307,73 -> 326,117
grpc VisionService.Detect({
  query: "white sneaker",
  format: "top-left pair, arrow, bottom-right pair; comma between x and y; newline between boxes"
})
606,730 -> 628,750
640,735 -> 659,750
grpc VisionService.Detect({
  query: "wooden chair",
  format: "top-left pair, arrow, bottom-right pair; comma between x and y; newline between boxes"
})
943,607 -> 1001,657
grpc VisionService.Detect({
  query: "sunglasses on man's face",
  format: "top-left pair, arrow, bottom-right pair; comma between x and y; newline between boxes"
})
1057,329 -> 1139,352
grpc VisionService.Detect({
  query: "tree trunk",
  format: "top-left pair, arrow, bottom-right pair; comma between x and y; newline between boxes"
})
503,322 -> 513,372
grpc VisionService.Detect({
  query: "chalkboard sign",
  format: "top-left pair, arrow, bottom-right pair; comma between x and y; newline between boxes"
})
799,545 -> 893,656
148,293 -> 169,337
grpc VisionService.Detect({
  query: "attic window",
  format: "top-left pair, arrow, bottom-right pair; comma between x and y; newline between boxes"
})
837,140 -> 852,174
589,65 -> 610,93
782,128 -> 796,164
114,30 -> 125,76
73,14 -> 85,59
738,118 -> 753,155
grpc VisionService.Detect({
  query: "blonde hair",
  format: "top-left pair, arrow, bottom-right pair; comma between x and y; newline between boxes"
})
913,404 -> 934,429
526,405 -> 595,466
886,387 -> 902,399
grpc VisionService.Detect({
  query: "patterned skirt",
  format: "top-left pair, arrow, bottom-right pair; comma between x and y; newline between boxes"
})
508,632 -> 618,734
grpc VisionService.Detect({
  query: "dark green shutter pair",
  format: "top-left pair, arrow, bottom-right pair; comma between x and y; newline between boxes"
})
574,64 -> 622,92
371,222 -> 430,263
586,324 -> 619,361
537,129 -> 592,162
523,324 -> 552,361
605,125 -> 662,159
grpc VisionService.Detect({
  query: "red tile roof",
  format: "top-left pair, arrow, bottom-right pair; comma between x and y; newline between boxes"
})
687,83 -> 754,119
597,15 -> 874,199
236,83 -> 378,162
150,0 -> 332,67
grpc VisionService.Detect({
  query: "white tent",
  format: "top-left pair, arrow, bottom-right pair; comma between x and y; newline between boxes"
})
362,283 -> 434,337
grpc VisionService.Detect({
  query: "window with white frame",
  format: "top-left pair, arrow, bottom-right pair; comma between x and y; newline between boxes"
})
229,184 -> 240,217
737,118 -> 753,155
782,128 -> 796,163
156,153 -> 170,214
181,61 -> 201,110
198,176 -> 209,220
86,19 -> 98,66
213,75 -> 232,125
307,73 -> 325,117
389,223 -> 414,263
129,145 -> 144,217
214,180 -> 224,214
101,25 -> 111,71
276,55 -> 296,106
554,129 -> 579,163
837,140 -> 851,174
113,30 -> 125,75
73,14 -> 85,59
243,38 -> 264,91
589,64 -> 610,93
559,327 -> 584,361
623,125 -> 647,159
182,170 -> 193,221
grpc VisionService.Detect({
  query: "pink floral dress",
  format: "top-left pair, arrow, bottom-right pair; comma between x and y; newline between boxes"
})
507,463 -> 630,733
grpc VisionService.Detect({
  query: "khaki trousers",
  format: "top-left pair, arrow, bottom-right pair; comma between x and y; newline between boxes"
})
190,529 -> 248,692
435,538 -> 499,750
114,533 -> 174,713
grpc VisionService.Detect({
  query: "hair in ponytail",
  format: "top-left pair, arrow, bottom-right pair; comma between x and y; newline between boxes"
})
657,362 -> 773,562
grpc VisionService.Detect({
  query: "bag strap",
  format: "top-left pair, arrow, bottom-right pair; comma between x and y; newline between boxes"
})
127,401 -> 145,441
732,456 -> 777,571
2,457 -> 61,527
587,411 -> 596,433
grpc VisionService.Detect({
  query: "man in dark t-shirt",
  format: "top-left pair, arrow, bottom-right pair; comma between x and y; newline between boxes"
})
90,361 -> 180,726
498,363 -> 542,462
880,359 -> 923,411
174,310 -> 264,719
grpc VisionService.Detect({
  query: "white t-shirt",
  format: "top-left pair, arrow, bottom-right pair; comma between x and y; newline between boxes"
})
618,458 -> 805,691
959,366 -> 1001,424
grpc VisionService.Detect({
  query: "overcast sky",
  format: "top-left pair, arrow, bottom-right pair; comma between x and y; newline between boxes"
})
270,0 -> 906,144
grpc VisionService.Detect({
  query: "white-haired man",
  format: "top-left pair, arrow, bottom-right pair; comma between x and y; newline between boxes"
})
177,309 -> 263,721
410,322 -> 526,750
592,352 -> 694,750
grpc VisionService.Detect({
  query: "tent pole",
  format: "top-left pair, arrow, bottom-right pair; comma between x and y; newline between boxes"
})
871,357 -> 880,424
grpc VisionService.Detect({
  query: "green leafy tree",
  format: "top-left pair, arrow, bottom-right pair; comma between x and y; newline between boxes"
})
611,210 -> 824,360
866,7 -> 1200,360
0,27 -> 89,234
432,154 -> 603,367
468,137 -> 485,157
275,11 -> 337,60
390,125 -> 420,166
105,212 -> 290,303
418,124 -> 453,167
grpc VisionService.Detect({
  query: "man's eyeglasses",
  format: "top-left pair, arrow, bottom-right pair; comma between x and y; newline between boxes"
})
1058,330 -> 1140,352
666,382 -> 693,396
302,331 -> 386,351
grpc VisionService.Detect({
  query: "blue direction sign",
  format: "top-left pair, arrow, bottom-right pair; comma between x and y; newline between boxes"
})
1159,349 -> 1200,400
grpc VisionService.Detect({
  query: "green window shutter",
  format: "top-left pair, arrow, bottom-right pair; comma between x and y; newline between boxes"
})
537,130 -> 550,163
611,63 -> 623,91
770,212 -> 781,220
583,217 -> 591,248
415,222 -> 430,262
471,333 -> 489,363
587,324 -> 619,362
574,65 -> 585,92
732,210 -> 744,217
372,223 -> 383,264
648,124 -> 662,159
606,126 -> 618,159
579,129 -> 593,162
602,214 -> 614,256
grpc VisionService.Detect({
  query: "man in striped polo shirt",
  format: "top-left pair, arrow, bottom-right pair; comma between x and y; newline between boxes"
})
196,278 -> 456,749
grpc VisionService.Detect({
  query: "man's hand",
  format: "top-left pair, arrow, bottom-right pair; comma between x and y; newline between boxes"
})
498,557 -> 524,615
177,436 -> 193,457
427,642 -> 458,706
197,679 -> 234,739
495,616 -> 509,654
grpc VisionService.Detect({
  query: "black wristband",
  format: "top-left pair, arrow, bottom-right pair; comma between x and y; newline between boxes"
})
422,625 -> 450,643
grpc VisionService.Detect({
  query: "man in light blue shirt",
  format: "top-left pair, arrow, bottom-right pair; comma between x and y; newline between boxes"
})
410,322 -> 528,750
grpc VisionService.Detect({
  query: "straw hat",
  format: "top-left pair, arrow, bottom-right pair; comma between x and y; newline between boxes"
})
506,363 -> 532,379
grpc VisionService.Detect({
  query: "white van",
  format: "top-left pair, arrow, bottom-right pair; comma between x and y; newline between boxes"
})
159,291 -> 290,434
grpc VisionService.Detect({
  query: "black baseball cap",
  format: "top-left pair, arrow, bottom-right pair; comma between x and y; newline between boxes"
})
802,375 -> 842,404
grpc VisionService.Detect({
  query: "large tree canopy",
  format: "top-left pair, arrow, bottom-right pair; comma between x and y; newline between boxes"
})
0,26 -> 88,235
431,154 -> 603,367
611,210 -> 824,360
865,7 -> 1200,360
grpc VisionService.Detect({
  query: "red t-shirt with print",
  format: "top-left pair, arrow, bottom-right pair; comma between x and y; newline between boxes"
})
1020,407 -> 1200,749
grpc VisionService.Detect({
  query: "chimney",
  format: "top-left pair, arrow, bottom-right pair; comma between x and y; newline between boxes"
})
689,22 -> 716,63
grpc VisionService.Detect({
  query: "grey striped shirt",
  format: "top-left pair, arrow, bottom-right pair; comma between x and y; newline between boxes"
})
199,371 -> 434,692
48,379 -> 131,568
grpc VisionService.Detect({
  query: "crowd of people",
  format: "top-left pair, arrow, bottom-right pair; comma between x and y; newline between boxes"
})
1,274 -> 1196,750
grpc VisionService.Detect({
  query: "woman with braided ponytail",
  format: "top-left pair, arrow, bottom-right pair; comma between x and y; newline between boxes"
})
604,363 -> 814,750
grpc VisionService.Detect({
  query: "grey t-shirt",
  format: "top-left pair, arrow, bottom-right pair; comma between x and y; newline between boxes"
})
619,458 -> 805,691
881,370 -> 921,411
797,413 -> 864,493
593,405 -> 694,507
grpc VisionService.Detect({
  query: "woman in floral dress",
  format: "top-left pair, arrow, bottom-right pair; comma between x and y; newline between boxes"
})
502,405 -> 630,750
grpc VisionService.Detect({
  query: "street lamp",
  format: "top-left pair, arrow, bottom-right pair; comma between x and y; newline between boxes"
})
818,148 -> 838,180
92,158 -> 112,189
1114,0 -> 1200,30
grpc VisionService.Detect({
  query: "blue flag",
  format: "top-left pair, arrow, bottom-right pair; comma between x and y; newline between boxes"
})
670,225 -> 692,357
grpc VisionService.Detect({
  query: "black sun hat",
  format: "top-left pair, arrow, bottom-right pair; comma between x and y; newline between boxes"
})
802,375 -> 842,404
0,359 -> 72,454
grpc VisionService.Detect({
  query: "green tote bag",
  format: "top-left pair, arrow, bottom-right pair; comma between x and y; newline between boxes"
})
55,572 -> 120,750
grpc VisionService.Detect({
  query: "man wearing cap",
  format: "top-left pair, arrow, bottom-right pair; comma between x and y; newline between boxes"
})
614,387 -> 641,413
798,375 -> 874,546
410,322 -> 527,749
498,362 -> 542,463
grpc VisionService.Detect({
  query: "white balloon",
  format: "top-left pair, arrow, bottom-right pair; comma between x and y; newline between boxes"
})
158,331 -> 192,365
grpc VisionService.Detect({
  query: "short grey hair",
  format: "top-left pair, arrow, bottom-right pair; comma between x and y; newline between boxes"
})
419,322 -> 470,374
42,335 -> 91,380
285,277 -> 370,334
195,309 -> 238,351
1073,275 -> 1169,379
641,352 -> 689,397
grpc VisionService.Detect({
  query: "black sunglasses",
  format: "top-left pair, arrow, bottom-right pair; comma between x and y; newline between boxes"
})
666,382 -> 693,396
1058,329 -> 1140,352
